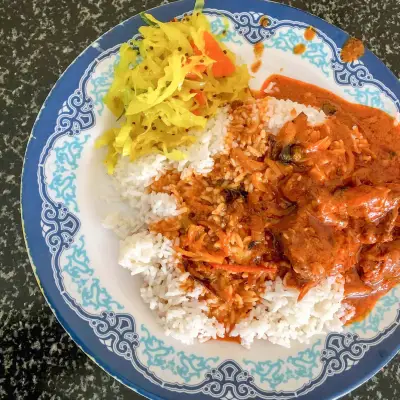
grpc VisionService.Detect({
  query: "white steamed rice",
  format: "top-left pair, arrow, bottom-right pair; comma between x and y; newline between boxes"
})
265,97 -> 326,134
103,97 -> 352,347
230,276 -> 349,348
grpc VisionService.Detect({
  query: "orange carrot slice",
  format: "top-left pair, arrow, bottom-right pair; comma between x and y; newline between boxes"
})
203,31 -> 236,77
190,40 -> 202,56
191,90 -> 207,106
186,42 -> 206,79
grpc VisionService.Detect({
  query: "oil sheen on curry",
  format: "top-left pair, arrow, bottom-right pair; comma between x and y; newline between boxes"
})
151,75 -> 400,330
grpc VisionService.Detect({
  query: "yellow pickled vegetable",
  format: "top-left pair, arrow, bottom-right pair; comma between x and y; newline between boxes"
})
96,0 -> 250,173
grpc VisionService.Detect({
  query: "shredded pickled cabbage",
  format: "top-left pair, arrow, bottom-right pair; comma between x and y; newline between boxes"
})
96,0 -> 250,174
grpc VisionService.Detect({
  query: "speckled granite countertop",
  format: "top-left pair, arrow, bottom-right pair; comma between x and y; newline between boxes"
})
0,0 -> 399,398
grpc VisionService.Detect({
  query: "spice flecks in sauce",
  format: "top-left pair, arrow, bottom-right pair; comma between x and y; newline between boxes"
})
341,37 -> 365,62
259,74 -> 400,322
293,43 -> 306,55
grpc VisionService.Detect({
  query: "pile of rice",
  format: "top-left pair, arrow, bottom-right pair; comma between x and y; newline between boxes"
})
104,97 -> 351,347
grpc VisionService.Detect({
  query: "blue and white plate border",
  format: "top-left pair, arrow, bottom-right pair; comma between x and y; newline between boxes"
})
22,1 -> 400,399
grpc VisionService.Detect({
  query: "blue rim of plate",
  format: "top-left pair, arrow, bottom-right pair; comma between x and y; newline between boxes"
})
21,0 -> 400,399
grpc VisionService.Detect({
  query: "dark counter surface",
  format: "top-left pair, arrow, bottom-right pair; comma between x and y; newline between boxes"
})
0,0 -> 398,398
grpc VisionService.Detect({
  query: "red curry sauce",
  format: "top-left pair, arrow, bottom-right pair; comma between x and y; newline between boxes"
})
293,43 -> 306,55
260,75 -> 400,185
341,37 -> 365,62
304,26 -> 316,41
251,42 -> 264,73
260,75 -> 400,322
